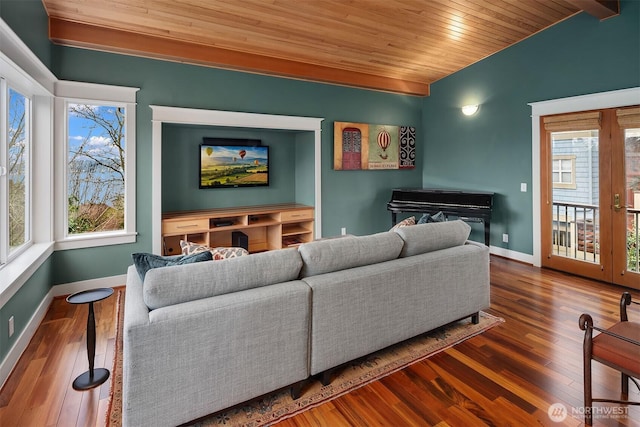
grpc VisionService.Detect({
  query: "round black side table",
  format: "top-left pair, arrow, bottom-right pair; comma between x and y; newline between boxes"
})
66,287 -> 114,390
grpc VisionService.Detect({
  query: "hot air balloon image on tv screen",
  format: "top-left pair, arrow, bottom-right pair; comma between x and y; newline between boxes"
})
199,144 -> 269,188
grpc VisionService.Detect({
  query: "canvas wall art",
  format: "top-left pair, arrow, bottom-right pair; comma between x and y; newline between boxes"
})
334,121 -> 415,170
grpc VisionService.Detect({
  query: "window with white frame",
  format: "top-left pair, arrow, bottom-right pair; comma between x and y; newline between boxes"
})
552,155 -> 577,189
1,79 -> 32,265
67,102 -> 125,234
1,22 -> 56,303
54,82 -> 138,250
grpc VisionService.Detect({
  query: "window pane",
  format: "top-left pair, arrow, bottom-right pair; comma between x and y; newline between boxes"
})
67,104 -> 125,235
8,88 -> 28,253
561,172 -> 572,183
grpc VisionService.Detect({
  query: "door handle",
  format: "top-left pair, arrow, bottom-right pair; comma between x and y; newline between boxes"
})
614,193 -> 621,211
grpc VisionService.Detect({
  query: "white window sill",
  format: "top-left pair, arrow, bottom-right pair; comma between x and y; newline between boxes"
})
54,232 -> 137,251
0,242 -> 54,307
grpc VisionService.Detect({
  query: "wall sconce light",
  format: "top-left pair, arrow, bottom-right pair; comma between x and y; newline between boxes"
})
462,104 -> 479,116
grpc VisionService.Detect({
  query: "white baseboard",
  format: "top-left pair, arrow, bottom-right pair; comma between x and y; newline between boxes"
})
51,274 -> 127,297
490,245 -> 534,264
0,274 -> 126,389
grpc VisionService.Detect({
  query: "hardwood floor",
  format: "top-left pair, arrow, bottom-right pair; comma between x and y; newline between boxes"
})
1,256 -> 639,426
0,287 -> 120,427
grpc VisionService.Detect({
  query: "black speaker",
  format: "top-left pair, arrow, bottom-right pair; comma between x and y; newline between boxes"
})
231,231 -> 249,251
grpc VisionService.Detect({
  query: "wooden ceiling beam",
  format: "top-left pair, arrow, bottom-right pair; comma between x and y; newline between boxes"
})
567,0 -> 619,20
48,17 -> 430,97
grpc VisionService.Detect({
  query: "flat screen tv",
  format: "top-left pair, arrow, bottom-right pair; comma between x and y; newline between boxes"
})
200,144 -> 269,188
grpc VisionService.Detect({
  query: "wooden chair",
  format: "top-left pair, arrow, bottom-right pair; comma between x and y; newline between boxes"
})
579,292 -> 640,425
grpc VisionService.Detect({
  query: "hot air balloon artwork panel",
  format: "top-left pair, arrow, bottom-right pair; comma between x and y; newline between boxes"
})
200,144 -> 270,188
367,124 -> 399,170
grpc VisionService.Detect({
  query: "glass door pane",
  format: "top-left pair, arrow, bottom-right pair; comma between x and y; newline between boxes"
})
550,130 -> 599,264
624,128 -> 640,273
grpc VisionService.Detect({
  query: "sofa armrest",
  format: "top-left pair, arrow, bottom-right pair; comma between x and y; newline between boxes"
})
464,239 -> 490,250
124,265 -> 150,329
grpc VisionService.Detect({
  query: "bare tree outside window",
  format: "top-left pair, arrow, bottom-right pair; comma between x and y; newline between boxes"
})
8,88 -> 28,251
67,104 -> 125,234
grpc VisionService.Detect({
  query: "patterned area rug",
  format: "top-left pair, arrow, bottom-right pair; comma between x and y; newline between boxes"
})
106,292 -> 503,427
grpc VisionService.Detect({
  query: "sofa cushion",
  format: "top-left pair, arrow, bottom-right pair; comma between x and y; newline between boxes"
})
132,251 -> 213,281
393,219 -> 471,257
143,248 -> 303,310
298,231 -> 404,277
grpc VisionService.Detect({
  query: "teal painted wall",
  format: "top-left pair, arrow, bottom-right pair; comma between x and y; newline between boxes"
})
294,132 -> 316,207
49,44 -> 423,284
0,0 -> 52,69
0,258 -> 53,363
422,2 -> 640,255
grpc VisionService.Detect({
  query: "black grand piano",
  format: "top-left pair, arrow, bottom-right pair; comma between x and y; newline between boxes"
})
387,188 -> 494,246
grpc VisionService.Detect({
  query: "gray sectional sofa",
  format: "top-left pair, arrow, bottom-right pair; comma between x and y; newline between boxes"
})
122,220 -> 490,427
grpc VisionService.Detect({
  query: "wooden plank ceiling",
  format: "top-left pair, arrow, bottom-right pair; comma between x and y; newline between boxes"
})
41,0 -> 618,96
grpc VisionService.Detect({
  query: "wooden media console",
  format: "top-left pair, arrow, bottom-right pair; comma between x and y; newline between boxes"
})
161,203 -> 314,255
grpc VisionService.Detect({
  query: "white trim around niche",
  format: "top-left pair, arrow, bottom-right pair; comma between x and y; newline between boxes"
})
150,106 -> 324,254
529,87 -> 640,267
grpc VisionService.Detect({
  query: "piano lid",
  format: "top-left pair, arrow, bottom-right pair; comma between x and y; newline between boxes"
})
389,188 -> 494,208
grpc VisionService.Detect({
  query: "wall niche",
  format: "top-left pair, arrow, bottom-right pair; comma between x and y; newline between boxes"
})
150,106 -> 323,254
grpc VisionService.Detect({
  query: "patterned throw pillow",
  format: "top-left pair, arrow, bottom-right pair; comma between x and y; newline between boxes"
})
389,216 -> 416,231
180,240 -> 249,260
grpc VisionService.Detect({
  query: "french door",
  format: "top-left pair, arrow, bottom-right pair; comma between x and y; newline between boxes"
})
541,106 -> 640,289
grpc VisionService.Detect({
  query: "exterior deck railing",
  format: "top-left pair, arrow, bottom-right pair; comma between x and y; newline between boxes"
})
552,202 -> 599,263
552,202 -> 640,272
